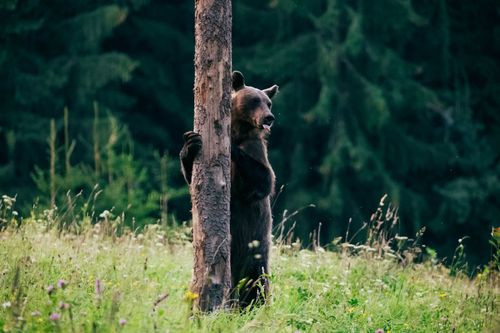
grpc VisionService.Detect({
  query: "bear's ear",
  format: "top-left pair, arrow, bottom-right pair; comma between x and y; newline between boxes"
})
263,85 -> 279,99
232,71 -> 245,91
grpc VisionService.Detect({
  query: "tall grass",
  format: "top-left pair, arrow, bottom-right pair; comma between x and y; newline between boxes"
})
30,107 -> 188,230
0,196 -> 498,332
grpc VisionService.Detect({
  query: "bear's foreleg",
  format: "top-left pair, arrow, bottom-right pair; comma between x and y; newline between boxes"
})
231,145 -> 274,202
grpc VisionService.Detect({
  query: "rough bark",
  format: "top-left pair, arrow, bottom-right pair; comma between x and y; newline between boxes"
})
190,0 -> 232,312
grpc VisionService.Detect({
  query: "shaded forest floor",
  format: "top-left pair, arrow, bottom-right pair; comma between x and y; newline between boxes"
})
0,221 -> 498,333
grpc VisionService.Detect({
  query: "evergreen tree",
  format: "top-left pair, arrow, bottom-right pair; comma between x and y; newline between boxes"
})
0,0 -> 498,263
234,0 -> 499,264
0,0 -> 136,200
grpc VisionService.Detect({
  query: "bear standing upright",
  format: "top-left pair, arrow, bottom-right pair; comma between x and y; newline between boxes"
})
180,71 -> 278,307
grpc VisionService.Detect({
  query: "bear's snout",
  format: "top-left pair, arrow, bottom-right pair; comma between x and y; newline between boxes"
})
262,114 -> 275,130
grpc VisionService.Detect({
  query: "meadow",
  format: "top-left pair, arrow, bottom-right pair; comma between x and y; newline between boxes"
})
2,2 -> 499,332
0,198 -> 498,332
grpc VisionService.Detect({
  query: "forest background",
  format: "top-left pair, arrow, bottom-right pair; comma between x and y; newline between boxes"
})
0,0 -> 499,267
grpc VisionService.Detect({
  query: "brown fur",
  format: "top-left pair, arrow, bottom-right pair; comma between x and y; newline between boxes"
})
180,71 -> 278,307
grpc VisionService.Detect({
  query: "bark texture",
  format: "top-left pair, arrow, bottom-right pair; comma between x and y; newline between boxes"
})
190,0 -> 232,312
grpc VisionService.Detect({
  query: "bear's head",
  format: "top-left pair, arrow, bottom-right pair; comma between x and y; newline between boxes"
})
231,71 -> 278,141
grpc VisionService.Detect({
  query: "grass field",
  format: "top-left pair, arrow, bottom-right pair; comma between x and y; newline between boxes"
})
0,218 -> 498,333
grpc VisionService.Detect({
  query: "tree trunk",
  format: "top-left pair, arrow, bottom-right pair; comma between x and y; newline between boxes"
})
190,0 -> 232,312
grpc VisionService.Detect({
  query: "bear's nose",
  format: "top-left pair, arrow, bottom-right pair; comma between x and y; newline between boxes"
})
263,114 -> 275,126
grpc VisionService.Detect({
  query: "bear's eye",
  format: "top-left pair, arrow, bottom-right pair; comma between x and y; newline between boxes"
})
249,96 -> 261,108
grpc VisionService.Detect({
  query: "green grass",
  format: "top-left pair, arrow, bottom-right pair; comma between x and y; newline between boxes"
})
0,221 -> 498,333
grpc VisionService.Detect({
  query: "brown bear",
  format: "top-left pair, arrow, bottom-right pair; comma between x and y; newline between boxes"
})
180,71 -> 278,307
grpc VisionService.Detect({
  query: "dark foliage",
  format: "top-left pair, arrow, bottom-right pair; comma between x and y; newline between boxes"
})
0,0 -> 498,265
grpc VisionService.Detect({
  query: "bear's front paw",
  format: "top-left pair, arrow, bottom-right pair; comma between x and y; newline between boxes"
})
180,131 -> 202,185
181,131 -> 202,160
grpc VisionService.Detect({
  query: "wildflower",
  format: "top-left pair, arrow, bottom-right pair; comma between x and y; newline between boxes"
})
184,291 -> 199,301
2,301 -> 11,309
439,292 -> 447,300
47,284 -> 55,295
49,313 -> 61,321
248,240 -> 260,248
375,329 -> 384,333
99,210 -> 111,219
1,195 -> 15,208
119,319 -> 127,326
57,279 -> 68,289
95,279 -> 103,296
